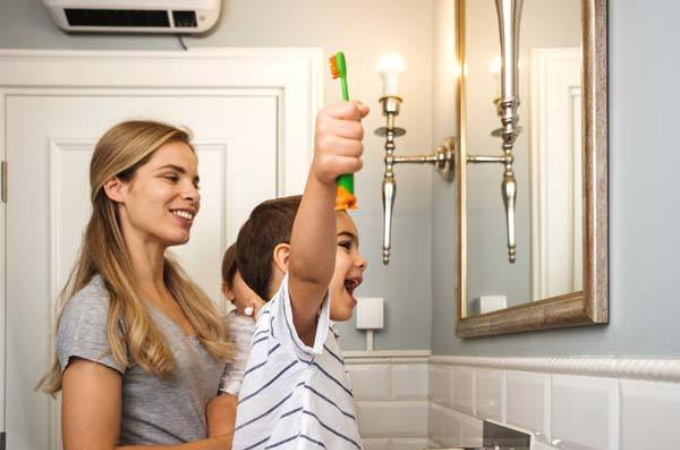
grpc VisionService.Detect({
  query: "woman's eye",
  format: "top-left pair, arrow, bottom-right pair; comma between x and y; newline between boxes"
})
164,174 -> 179,182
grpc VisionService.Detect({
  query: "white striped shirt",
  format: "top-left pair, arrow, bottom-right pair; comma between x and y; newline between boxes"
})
232,275 -> 363,450
220,312 -> 257,395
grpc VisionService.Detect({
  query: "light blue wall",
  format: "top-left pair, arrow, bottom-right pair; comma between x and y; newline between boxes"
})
432,0 -> 680,356
0,0 -> 435,351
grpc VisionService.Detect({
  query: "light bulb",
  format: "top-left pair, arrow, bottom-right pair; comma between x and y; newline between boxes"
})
377,53 -> 405,96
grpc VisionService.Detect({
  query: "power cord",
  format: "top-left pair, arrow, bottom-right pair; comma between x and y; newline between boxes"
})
177,34 -> 188,51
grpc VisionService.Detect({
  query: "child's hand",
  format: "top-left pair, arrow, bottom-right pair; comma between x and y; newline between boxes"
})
312,100 -> 369,186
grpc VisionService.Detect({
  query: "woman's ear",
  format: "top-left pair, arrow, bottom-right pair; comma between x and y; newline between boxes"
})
102,176 -> 126,203
272,242 -> 291,274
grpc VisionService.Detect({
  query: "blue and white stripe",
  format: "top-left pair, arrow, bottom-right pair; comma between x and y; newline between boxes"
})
232,275 -> 363,450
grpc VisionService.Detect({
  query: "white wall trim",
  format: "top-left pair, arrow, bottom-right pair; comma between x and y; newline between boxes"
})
0,48 -> 324,196
430,356 -> 680,383
343,350 -> 431,364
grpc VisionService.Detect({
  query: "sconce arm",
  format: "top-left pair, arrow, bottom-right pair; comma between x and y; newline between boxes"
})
375,96 -> 456,264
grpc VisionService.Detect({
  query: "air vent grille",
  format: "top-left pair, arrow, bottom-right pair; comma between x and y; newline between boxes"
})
64,9 -> 171,27
172,10 -> 198,28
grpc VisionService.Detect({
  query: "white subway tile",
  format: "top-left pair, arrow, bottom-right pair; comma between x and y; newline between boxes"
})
356,401 -> 429,438
439,406 -> 464,448
362,438 -> 389,450
428,403 -> 443,443
392,364 -> 428,400
430,365 -> 452,406
620,379 -> 680,450
460,414 -> 484,448
347,364 -> 391,401
475,368 -> 504,422
389,438 -> 431,450
506,370 -> 550,438
551,375 -> 618,450
451,366 -> 475,416
532,442 -> 560,450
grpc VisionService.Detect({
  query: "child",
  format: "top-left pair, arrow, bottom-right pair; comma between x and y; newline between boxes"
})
231,100 -> 369,450
206,244 -> 265,440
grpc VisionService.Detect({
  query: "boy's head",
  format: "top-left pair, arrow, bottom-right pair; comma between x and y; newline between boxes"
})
236,195 -> 367,321
221,243 -> 264,315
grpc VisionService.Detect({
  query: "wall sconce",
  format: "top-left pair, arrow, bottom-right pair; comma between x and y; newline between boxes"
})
375,53 -> 455,265
374,0 -> 523,265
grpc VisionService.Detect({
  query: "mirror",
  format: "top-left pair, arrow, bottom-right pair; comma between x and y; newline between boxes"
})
456,0 -> 608,337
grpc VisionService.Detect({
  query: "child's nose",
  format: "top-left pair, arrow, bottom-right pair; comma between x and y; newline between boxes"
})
355,254 -> 368,271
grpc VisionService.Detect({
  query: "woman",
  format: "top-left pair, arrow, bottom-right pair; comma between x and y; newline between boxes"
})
39,120 -> 234,449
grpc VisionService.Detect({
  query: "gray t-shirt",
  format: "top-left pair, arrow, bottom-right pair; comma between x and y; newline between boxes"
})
56,275 -> 227,445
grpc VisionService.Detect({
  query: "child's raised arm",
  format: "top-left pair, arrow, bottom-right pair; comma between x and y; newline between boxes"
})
288,100 -> 368,345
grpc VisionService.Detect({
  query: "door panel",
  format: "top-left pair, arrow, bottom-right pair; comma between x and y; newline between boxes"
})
7,92 -> 278,449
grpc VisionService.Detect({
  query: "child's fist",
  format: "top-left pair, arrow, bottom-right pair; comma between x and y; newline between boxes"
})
312,100 -> 369,186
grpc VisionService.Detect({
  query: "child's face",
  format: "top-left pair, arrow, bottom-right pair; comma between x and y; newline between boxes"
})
329,211 -> 367,321
223,270 -> 265,316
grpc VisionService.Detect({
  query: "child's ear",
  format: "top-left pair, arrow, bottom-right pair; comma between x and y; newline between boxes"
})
272,243 -> 291,273
102,176 -> 127,204
221,282 -> 233,301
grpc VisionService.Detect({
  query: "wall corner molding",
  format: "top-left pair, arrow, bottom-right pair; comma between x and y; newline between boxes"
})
429,355 -> 680,383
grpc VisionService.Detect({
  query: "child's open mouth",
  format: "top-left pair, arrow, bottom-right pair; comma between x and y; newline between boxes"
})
343,276 -> 362,301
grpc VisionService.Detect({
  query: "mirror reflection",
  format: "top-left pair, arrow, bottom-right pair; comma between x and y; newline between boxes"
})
464,0 -> 583,317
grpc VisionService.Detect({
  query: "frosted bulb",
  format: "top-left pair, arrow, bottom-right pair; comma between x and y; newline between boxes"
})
377,53 -> 405,96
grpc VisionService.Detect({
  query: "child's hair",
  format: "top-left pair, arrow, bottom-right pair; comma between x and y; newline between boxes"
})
38,120 -> 233,394
236,195 -> 302,300
222,243 -> 239,286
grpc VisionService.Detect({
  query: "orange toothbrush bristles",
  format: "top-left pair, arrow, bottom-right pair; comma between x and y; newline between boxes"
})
329,56 -> 341,79
335,185 -> 357,211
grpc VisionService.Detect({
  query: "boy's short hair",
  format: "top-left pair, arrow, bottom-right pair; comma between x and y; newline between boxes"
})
236,195 -> 302,300
221,243 -> 238,286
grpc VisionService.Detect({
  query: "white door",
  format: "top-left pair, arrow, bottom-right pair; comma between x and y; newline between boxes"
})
530,48 -> 582,300
0,50 -> 321,450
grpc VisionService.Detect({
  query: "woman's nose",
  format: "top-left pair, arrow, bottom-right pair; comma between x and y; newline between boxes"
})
182,183 -> 200,203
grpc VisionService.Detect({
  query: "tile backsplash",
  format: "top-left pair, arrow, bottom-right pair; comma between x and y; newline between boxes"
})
345,354 -> 680,450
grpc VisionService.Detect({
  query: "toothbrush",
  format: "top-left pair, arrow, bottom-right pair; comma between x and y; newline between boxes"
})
329,51 -> 357,211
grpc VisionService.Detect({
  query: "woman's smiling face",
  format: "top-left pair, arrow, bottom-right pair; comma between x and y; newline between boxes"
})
115,141 -> 201,247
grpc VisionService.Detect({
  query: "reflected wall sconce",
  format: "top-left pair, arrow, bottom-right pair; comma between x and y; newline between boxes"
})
375,0 -> 523,265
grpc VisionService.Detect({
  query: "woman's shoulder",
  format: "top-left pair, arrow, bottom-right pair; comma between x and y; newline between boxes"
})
67,275 -> 111,310
59,275 -> 113,333
56,274 -> 126,374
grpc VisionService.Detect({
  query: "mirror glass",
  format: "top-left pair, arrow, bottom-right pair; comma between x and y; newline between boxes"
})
464,0 -> 583,317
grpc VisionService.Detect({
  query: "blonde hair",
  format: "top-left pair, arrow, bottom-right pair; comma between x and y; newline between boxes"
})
39,120 -> 232,394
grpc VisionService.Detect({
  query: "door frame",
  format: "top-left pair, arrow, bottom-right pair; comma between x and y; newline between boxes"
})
0,47 -> 323,438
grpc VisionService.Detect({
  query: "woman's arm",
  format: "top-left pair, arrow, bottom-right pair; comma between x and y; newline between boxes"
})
206,394 -> 237,439
61,358 -> 232,450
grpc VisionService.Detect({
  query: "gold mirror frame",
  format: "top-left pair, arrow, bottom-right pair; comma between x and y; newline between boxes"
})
455,0 -> 608,338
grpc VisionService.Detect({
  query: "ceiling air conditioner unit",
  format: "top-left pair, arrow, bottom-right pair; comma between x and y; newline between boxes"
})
43,0 -> 221,33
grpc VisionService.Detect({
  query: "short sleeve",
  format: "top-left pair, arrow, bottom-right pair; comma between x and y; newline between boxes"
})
219,313 -> 256,395
270,274 -> 330,357
56,278 -> 127,375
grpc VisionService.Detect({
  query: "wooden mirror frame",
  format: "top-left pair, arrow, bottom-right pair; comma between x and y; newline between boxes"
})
455,0 -> 608,338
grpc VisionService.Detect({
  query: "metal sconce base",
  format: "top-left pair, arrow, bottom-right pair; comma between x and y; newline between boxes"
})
375,95 -> 455,264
